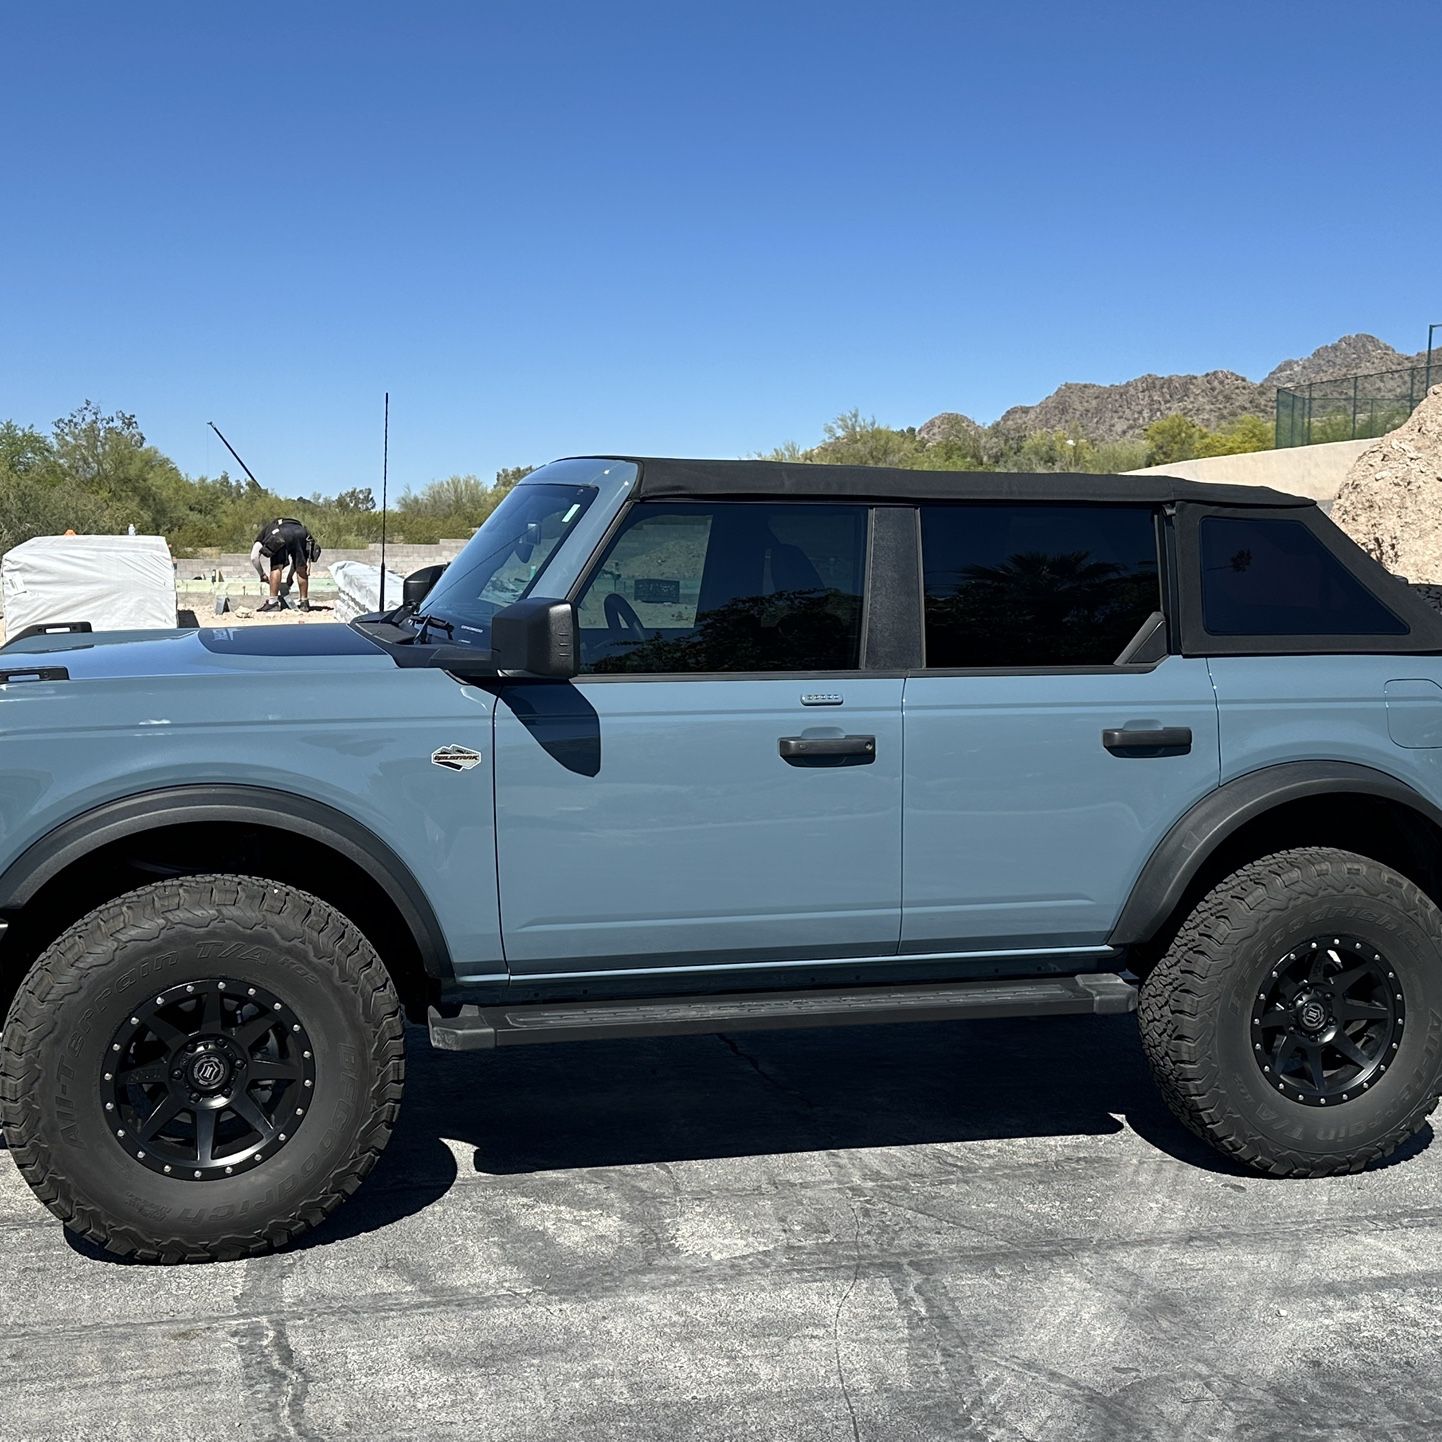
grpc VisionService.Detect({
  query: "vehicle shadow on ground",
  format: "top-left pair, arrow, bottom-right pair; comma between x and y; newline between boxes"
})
63,1013 -> 1434,1262
431,1012 -> 1433,1179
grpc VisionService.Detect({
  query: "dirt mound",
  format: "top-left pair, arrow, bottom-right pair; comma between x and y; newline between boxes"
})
1331,386 -> 1442,582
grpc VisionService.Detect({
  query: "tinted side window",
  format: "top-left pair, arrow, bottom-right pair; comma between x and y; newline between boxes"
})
1199,516 -> 1407,637
920,504 -> 1160,668
576,502 -> 867,673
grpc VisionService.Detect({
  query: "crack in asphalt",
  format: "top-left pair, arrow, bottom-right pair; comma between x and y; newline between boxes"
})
832,1198 -> 863,1442
14,1208 -> 1442,1352
233,1256 -> 317,1441
715,1034 -> 819,1111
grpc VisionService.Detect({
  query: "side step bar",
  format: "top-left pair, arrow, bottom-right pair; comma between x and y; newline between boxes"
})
428,972 -> 1137,1052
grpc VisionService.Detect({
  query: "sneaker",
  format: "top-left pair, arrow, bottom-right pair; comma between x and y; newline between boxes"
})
257,599 -> 284,614
298,599 -> 312,613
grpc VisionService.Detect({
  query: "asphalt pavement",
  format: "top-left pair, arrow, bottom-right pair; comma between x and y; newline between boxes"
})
1,1014 -> 1440,1441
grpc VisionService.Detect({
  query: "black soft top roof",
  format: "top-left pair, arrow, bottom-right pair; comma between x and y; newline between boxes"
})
575,456 -> 1312,509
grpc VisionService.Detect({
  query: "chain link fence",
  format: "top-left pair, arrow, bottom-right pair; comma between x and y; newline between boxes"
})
1275,362 -> 1437,447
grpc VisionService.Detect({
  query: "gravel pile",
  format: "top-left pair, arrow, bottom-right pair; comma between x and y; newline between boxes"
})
1332,385 -> 1442,583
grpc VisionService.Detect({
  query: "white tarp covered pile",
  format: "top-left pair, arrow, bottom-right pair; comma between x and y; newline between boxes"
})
329,560 -> 405,623
1,534 -> 177,634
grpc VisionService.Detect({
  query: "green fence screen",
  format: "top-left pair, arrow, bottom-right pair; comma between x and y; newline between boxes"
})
1275,362 -> 1438,447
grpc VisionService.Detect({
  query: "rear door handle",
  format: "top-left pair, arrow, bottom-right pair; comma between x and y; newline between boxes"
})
1102,726 -> 1192,754
779,735 -> 876,762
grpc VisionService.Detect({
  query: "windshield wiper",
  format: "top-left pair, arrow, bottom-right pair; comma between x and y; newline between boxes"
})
415,613 -> 454,644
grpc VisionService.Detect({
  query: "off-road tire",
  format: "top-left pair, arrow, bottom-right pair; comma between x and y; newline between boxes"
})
0,875 -> 404,1261
1139,847 -> 1442,1176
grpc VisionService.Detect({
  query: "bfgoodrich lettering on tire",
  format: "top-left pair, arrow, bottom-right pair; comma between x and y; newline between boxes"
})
0,875 -> 405,1262
1139,847 -> 1442,1176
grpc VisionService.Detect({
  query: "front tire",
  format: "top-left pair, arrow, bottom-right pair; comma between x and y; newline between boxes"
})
0,875 -> 404,1261
1139,848 -> 1442,1176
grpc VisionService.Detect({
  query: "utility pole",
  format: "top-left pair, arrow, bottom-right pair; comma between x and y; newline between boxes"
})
1427,323 -> 1440,396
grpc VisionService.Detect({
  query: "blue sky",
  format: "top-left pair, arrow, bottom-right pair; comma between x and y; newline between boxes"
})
3,1 -> 1439,497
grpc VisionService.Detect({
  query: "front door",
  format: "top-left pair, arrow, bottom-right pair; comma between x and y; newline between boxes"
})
493,500 -> 903,978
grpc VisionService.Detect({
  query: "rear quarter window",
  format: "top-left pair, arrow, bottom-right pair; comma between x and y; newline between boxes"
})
1199,516 -> 1407,637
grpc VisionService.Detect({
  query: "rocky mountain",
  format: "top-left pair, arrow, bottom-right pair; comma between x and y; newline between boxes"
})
916,412 -> 982,446
993,369 -> 1269,441
928,334 -> 1429,444
1261,334 -> 1426,390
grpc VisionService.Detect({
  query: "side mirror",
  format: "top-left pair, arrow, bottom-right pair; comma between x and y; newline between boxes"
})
403,564 -> 448,610
491,597 -> 579,679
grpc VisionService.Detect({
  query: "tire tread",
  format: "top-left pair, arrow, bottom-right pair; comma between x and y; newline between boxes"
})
1139,846 -> 1439,1178
0,874 -> 404,1262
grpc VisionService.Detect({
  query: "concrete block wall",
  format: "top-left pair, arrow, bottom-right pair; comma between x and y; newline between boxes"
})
174,539 -> 470,582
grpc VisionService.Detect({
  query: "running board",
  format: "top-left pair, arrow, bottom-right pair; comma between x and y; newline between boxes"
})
428,972 -> 1137,1051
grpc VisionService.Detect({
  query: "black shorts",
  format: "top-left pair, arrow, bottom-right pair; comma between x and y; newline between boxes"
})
262,541 -> 308,575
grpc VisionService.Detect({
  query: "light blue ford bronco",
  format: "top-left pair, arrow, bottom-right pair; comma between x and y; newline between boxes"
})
3,456 -> 1442,1261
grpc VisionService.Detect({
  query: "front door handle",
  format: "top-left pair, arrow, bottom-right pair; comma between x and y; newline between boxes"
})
1102,726 -> 1192,755
779,735 -> 876,763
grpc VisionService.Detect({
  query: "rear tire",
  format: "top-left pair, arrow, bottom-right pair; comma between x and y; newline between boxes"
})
1139,848 -> 1442,1176
0,875 -> 404,1261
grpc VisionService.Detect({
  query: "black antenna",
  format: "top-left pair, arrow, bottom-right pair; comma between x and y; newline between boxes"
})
206,420 -> 262,488
379,393 -> 390,610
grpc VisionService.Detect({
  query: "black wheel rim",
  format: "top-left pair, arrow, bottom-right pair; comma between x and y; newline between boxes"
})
101,977 -> 317,1180
1251,935 -> 1404,1107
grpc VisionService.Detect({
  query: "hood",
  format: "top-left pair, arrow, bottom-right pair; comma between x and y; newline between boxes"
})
0,624 -> 394,681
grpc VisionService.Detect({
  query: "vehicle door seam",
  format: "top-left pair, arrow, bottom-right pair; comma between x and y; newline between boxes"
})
490,701 -> 511,989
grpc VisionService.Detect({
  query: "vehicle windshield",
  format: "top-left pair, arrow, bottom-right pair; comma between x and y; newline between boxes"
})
408,464 -> 618,646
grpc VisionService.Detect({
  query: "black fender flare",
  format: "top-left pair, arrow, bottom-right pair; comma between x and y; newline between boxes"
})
0,785 -> 453,979
1109,761 -> 1442,947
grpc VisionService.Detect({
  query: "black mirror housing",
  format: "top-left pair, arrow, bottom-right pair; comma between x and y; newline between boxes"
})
403,564 -> 448,610
491,597 -> 579,679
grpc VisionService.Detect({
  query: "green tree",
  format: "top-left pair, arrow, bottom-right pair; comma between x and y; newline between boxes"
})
0,422 -> 54,476
1144,415 -> 1208,466
0,465 -> 116,552
1087,438 -> 1149,473
398,474 -> 490,516
1195,414 -> 1272,457
754,440 -> 809,462
811,410 -> 919,468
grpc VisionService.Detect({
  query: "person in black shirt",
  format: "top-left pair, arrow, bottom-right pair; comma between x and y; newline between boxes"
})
255,517 -> 319,612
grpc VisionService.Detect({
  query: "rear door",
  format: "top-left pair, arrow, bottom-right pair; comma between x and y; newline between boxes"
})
493,500 -> 905,979
901,502 -> 1220,957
